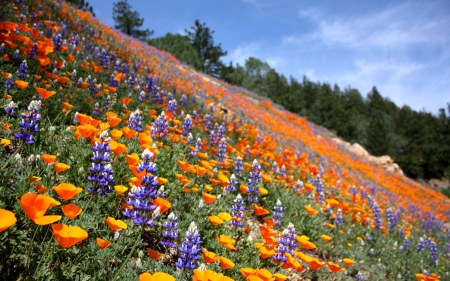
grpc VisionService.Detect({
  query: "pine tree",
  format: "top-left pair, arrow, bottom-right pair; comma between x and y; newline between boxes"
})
185,20 -> 227,77
113,0 -> 153,41
66,0 -> 96,17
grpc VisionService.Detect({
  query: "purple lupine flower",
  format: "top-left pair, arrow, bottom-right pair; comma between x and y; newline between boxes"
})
234,156 -> 243,178
103,95 -> 112,112
294,180 -> 304,193
123,149 -> 159,226
99,48 -> 109,67
128,109 -> 143,132
217,138 -> 227,163
176,222 -> 202,270
229,194 -> 245,227
161,212 -> 178,249
16,60 -> 28,79
195,137 -> 203,151
14,100 -> 41,144
4,100 -> 16,115
355,273 -> 364,281
52,33 -> 63,51
386,207 -> 396,230
272,199 -> 284,226
138,91 -> 146,103
70,69 -> 77,81
75,78 -> 82,88
244,145 -> 250,159
87,131 -> 115,196
0,43 -> 4,53
203,114 -> 212,133
271,161 -> 278,173
4,73 -> 14,90
371,201 -> 382,230
417,237 -> 426,252
27,43 -> 38,60
92,102 -> 101,116
167,99 -> 177,115
191,110 -> 200,124
217,124 -> 226,140
247,159 -> 262,203
280,165 -> 286,178
157,186 -> 166,198
180,94 -> 187,108
12,50 -> 20,61
150,111 -> 169,140
273,224 -> 297,263
335,208 -> 343,226
186,133 -> 193,145
401,237 -> 410,251
181,114 -> 193,136
349,186 -> 357,200
109,73 -> 119,87
225,174 -> 238,192
430,240 -> 438,265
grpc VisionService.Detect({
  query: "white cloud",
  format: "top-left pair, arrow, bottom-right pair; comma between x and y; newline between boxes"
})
226,43 -> 261,66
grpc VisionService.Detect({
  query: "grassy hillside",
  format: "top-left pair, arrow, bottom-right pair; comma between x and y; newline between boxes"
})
0,0 -> 449,280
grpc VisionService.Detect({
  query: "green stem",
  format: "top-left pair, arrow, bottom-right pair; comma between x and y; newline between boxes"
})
0,142 -> 24,172
34,235 -> 53,276
24,224 -> 40,277
112,228 -> 142,281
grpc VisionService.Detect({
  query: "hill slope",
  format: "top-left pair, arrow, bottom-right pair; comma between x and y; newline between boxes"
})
0,1 -> 448,280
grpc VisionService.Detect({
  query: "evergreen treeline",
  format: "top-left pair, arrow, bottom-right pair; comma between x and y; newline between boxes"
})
108,1 -> 450,181
220,58 -> 450,180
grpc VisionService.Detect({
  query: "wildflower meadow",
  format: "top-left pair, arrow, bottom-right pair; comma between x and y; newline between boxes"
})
0,1 -> 449,280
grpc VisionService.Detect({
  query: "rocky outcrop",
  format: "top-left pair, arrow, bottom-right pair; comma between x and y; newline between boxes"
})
332,138 -> 404,176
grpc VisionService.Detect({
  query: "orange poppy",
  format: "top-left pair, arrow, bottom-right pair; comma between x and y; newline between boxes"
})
52,183 -> 82,200
35,184 -> 48,194
258,246 -> 275,258
177,160 -> 192,172
152,197 -> 171,213
61,203 -> 82,219
96,237 -> 111,249
321,234 -> 332,242
42,154 -> 57,164
309,258 -> 324,270
0,208 -> 17,232
18,193 -> 61,225
114,185 -> 128,194
139,272 -> 175,281
208,216 -> 224,226
121,97 -> 133,106
51,224 -> 88,248
202,248 -> 218,263
217,234 -> 235,250
121,127 -> 138,139
28,176 -> 42,183
304,205 -> 318,215
218,212 -> 231,221
193,269 -> 234,281
110,129 -> 123,140
253,205 -> 270,216
147,248 -> 164,260
218,256 -> 235,269
34,86 -> 56,99
327,261 -> 345,273
297,235 -> 317,250
202,192 -> 217,204
15,80 -> 29,89
125,153 -> 140,166
105,217 -> 127,230
342,258 -> 355,267
54,162 -> 70,173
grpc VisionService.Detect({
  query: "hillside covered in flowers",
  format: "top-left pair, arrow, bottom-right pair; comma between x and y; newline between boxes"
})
0,1 -> 449,280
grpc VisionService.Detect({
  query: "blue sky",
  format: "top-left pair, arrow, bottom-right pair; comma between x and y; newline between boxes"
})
88,0 -> 450,114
